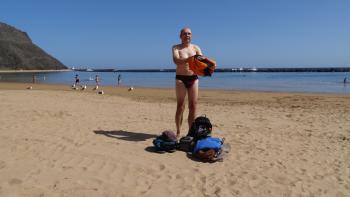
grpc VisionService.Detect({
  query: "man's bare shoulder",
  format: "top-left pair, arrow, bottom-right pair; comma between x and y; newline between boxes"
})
190,44 -> 202,55
191,44 -> 201,50
172,44 -> 182,50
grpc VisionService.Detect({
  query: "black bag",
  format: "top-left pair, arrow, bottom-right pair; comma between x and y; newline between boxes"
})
187,116 -> 212,140
177,136 -> 195,152
153,130 -> 177,152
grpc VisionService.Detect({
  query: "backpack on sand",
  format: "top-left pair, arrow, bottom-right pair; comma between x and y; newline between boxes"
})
177,136 -> 195,152
187,116 -> 212,140
153,130 -> 177,152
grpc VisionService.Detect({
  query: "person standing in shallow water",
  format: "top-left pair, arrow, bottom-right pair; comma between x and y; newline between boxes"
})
32,74 -> 36,84
172,27 -> 205,138
74,74 -> 80,86
117,74 -> 121,86
95,75 -> 100,86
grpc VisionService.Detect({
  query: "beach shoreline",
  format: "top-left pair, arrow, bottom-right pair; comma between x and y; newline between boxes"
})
0,82 -> 349,196
1,71 -> 349,95
0,81 -> 349,103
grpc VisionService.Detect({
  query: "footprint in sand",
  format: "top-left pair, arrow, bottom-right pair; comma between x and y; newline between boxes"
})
0,161 -> 6,170
214,186 -> 222,196
271,175 -> 290,185
158,164 -> 166,171
8,178 -> 23,185
249,176 -> 265,189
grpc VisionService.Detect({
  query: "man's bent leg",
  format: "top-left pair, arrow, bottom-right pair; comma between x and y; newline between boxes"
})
187,79 -> 198,129
175,80 -> 187,138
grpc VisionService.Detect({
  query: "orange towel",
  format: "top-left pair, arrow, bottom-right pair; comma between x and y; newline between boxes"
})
188,55 -> 216,76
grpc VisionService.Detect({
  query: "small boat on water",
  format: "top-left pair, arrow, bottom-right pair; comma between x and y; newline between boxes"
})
250,67 -> 257,72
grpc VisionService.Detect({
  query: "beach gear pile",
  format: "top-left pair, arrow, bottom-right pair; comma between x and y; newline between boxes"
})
153,130 -> 177,152
152,116 -> 226,162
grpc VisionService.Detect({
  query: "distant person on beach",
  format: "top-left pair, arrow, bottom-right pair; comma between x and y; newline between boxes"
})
32,74 -> 36,84
95,75 -> 100,86
172,27 -> 205,138
118,74 -> 121,86
75,74 -> 80,85
344,77 -> 347,84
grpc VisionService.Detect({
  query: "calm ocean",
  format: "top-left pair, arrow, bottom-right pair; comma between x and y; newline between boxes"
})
1,71 -> 349,94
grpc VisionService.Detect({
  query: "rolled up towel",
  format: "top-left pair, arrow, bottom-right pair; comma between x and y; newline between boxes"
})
188,55 -> 216,76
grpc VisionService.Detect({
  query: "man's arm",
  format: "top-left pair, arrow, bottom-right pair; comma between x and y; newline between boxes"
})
172,46 -> 188,65
194,44 -> 210,61
194,44 -> 203,56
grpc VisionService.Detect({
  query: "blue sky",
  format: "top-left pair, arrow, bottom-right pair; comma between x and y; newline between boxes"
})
1,0 -> 350,68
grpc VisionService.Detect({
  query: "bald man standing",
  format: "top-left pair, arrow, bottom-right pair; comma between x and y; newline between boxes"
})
172,27 -> 204,138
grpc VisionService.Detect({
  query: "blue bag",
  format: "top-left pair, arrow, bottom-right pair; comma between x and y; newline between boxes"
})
193,137 -> 223,154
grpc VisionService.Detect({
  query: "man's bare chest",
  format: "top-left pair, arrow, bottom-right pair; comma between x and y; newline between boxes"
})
178,47 -> 196,58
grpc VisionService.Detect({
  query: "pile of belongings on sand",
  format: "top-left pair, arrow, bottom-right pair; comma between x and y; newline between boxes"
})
152,116 -> 230,162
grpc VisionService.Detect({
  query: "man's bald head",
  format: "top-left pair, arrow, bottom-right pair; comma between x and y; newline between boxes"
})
180,27 -> 192,44
180,27 -> 192,36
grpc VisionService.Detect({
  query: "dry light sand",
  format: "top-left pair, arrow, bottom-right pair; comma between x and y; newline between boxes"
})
0,82 -> 349,197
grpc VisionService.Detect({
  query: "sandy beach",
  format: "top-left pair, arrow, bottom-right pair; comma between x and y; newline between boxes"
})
0,82 -> 349,197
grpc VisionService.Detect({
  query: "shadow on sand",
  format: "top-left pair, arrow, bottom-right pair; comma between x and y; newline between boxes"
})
144,146 -> 179,154
93,130 -> 158,142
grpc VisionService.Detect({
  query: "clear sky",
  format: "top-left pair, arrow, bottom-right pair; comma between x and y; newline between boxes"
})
1,0 -> 350,68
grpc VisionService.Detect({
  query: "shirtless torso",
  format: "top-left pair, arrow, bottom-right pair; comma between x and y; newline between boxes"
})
173,43 -> 201,75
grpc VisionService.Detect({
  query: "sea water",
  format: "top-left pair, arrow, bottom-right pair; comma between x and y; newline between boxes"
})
0,71 -> 349,94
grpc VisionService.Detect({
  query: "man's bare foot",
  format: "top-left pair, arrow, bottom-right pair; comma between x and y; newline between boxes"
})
176,132 -> 180,140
